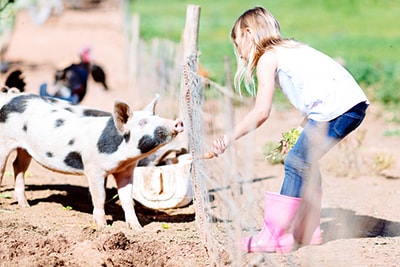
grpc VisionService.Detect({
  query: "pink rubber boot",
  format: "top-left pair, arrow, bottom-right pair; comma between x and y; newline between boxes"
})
241,192 -> 301,253
241,192 -> 322,253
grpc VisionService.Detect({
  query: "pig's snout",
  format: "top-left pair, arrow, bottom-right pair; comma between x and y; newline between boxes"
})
154,119 -> 183,143
150,119 -> 183,148
174,118 -> 184,133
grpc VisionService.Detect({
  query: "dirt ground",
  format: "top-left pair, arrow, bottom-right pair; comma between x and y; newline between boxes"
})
1,1 -> 400,266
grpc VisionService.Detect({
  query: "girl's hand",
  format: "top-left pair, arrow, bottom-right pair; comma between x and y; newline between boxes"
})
212,135 -> 230,155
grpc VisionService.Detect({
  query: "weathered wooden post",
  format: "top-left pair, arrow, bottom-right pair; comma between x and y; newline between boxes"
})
181,5 -> 200,64
129,13 -> 140,93
180,4 -> 211,260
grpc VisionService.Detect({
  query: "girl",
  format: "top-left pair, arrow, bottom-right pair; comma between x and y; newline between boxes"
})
211,6 -> 369,253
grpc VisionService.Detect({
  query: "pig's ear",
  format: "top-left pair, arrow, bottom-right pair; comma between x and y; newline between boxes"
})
113,100 -> 133,135
143,93 -> 160,115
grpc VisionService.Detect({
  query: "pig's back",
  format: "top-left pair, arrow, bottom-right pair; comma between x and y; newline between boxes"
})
0,93 -> 110,174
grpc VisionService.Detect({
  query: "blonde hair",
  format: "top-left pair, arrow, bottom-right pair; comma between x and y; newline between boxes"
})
231,6 -> 297,96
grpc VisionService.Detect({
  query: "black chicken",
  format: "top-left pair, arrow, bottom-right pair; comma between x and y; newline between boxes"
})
4,69 -> 26,92
40,47 -> 108,104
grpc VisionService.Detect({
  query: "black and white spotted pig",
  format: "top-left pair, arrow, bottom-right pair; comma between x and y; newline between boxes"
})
0,90 -> 183,229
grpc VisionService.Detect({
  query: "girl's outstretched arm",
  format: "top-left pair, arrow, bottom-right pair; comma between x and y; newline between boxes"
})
212,50 -> 278,154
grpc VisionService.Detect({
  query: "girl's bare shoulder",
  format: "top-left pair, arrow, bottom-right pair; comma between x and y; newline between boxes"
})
258,49 -> 278,69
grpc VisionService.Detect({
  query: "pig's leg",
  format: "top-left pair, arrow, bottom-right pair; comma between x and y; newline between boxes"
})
0,144 -> 15,186
113,166 -> 141,230
0,153 -> 8,186
86,171 -> 107,227
12,148 -> 32,207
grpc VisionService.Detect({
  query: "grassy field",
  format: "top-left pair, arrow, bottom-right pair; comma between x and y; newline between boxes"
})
130,0 -> 400,104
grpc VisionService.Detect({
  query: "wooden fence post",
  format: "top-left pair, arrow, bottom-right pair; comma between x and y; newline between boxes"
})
179,4 -> 212,261
129,13 -> 140,93
181,5 -> 200,62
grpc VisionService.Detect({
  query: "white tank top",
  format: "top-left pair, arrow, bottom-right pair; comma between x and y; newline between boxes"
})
274,44 -> 369,121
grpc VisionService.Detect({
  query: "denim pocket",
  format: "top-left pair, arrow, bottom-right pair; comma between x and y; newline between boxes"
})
329,102 -> 368,139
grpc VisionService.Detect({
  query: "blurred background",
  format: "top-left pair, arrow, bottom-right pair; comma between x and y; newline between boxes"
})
2,0 -> 399,108
129,0 -> 400,108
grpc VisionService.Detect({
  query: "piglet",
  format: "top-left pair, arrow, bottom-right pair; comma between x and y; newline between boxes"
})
0,90 -> 183,229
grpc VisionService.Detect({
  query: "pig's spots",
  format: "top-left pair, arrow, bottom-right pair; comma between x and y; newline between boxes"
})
83,109 -> 111,117
64,107 -> 73,113
55,119 -> 65,127
68,139 -> 75,146
0,94 -> 37,122
137,135 -> 158,153
137,126 -> 169,154
44,97 -> 59,105
64,151 -> 84,170
46,152 -> 54,158
97,118 -> 123,154
154,126 -> 169,142
123,132 -> 130,142
22,123 -> 27,132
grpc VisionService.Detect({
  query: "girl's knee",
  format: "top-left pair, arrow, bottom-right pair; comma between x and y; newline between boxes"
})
284,151 -> 306,170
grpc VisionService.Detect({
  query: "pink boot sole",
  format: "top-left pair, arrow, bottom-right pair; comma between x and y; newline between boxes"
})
308,225 -> 323,245
240,225 -> 323,253
241,233 -> 295,253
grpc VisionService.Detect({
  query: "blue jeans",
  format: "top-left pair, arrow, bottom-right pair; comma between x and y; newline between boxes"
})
280,101 -> 369,197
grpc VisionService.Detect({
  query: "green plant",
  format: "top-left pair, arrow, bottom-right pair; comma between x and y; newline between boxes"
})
263,127 -> 302,165
105,193 -> 119,204
0,193 -> 11,199
373,152 -> 394,172
383,128 -> 400,137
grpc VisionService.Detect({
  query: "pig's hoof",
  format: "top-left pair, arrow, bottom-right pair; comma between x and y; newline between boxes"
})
90,221 -> 107,230
93,217 -> 107,228
128,223 -> 143,231
18,201 -> 30,208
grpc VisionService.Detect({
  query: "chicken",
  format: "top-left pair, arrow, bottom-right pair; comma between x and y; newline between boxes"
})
4,69 -> 26,92
40,47 -> 108,104
91,63 -> 108,90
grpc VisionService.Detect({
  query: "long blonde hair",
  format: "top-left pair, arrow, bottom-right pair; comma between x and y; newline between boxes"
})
231,6 -> 297,96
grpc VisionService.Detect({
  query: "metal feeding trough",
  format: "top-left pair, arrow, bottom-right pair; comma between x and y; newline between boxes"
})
132,154 -> 193,210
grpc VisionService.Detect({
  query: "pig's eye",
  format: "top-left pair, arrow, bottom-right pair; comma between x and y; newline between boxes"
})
139,118 -> 149,126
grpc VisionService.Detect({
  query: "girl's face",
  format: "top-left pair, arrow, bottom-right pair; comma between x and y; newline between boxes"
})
235,28 -> 252,61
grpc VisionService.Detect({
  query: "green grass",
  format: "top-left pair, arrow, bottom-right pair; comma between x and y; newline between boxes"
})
130,0 -> 400,105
